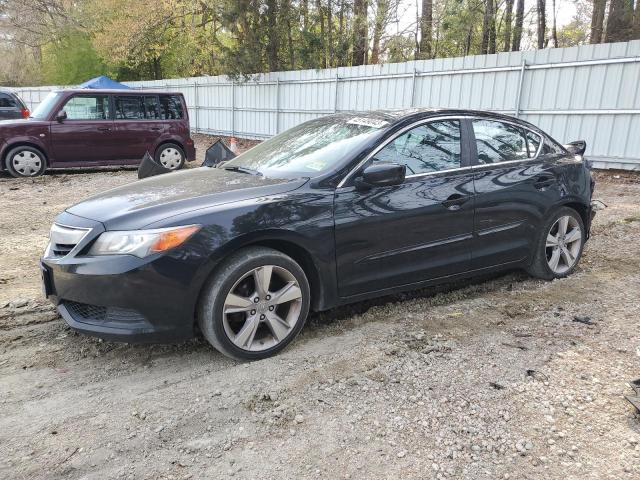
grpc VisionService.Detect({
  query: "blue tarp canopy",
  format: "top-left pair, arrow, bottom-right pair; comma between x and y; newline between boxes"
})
79,76 -> 130,89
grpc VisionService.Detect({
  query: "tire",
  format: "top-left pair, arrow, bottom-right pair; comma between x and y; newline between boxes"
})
198,247 -> 311,361
5,146 -> 47,178
527,206 -> 585,280
155,143 -> 185,170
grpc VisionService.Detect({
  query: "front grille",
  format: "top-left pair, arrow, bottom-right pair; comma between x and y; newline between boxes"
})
47,224 -> 91,258
64,301 -> 149,329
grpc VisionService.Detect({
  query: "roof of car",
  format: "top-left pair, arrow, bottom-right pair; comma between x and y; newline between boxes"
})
53,88 -> 184,95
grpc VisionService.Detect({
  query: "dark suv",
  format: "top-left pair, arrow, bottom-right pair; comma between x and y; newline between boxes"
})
0,88 -> 30,120
1,89 -> 195,177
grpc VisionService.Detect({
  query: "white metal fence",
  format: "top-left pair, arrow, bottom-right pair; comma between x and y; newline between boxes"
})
15,40 -> 640,170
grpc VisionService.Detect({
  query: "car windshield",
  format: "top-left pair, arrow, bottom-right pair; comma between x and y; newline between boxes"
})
30,92 -> 62,120
223,115 -> 390,176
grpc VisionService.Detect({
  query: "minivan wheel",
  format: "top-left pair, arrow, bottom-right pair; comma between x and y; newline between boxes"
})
5,146 -> 46,178
198,247 -> 310,361
527,206 -> 585,280
155,143 -> 185,170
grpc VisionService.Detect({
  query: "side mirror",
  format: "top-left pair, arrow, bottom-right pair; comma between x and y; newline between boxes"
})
356,162 -> 406,189
564,140 -> 586,156
56,110 -> 67,122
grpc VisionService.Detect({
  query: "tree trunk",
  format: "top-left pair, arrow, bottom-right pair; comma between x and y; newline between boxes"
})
551,0 -> 558,47
503,0 -> 514,52
536,0 -> 546,49
605,0 -> 634,42
338,0 -> 346,65
371,0 -> 388,64
590,0 -> 606,43
316,0 -> 326,68
266,0 -> 279,71
511,0 -> 524,50
352,0 -> 368,66
282,0 -> 295,68
327,0 -> 333,67
481,0 -> 496,54
419,0 -> 433,59
635,0 -> 640,39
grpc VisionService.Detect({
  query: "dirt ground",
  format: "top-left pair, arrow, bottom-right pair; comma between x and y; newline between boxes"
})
1,149 -> 639,479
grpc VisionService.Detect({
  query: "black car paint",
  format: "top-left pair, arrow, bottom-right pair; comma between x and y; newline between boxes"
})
41,109 -> 594,343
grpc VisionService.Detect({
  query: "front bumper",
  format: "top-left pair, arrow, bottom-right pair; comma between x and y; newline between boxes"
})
41,212 -> 209,343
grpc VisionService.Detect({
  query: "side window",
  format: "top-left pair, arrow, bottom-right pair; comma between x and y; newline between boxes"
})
472,120 -> 528,164
159,95 -> 184,120
143,96 -> 160,119
373,120 -> 462,175
525,131 -> 542,157
0,94 -> 17,109
63,95 -> 110,120
115,96 -> 144,119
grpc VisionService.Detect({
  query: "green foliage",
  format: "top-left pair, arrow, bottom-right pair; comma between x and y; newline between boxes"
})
41,31 -> 109,85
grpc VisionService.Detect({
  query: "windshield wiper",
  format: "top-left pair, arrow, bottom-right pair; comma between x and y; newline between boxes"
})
223,165 -> 263,176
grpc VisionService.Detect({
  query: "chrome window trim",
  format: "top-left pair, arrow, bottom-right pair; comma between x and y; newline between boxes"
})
336,114 -> 547,188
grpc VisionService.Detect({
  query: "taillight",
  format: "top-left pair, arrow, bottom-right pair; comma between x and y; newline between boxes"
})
21,108 -> 29,119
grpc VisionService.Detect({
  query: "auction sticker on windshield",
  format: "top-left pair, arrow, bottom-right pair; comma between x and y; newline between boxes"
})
347,117 -> 389,128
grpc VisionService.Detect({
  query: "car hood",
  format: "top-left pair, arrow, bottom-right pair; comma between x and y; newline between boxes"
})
66,167 -> 308,230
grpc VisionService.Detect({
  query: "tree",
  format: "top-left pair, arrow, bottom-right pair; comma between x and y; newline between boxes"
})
551,0 -> 558,47
481,0 -> 496,54
605,0 -> 635,42
352,0 -> 368,65
536,0 -> 546,49
419,0 -> 433,59
503,0 -> 514,51
590,0 -> 606,43
512,0 -> 524,50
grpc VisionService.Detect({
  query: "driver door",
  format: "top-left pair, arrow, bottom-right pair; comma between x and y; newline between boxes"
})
334,118 -> 476,298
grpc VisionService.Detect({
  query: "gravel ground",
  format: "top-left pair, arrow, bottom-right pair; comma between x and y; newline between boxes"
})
0,155 -> 639,479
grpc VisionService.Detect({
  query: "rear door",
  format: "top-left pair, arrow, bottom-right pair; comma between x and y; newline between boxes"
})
334,118 -> 475,297
49,94 -> 115,163
111,95 -> 157,161
0,92 -> 23,120
470,118 -> 564,269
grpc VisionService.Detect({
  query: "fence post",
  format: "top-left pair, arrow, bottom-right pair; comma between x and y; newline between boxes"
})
410,67 -> 417,107
275,77 -> 280,134
231,80 -> 235,137
334,71 -> 341,113
515,60 -> 527,117
193,82 -> 199,134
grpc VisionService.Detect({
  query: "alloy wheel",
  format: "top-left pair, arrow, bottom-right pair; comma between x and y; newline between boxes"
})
159,147 -> 183,170
222,265 -> 303,352
11,150 -> 43,176
545,215 -> 582,274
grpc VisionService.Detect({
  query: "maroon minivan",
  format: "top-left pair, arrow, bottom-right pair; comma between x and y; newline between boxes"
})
0,89 -> 196,177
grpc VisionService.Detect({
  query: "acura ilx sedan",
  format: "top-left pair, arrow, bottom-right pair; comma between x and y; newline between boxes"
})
41,109 -> 596,360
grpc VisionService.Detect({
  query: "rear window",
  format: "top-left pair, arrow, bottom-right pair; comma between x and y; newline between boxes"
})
0,94 -> 18,109
115,96 -> 144,119
143,96 -> 160,119
159,95 -> 184,119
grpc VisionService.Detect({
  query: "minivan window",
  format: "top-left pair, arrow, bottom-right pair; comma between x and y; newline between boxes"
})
374,120 -> 462,175
160,95 -> 184,119
30,91 -> 63,119
115,96 -> 144,119
63,95 -> 110,120
473,119 -> 529,164
144,96 -> 160,119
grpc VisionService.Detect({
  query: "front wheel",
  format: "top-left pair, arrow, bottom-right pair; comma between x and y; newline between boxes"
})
527,206 -> 585,280
155,143 -> 185,170
5,146 -> 47,178
198,247 -> 310,360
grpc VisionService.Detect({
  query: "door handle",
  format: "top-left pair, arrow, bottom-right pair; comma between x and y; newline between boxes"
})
150,127 -> 161,131
533,175 -> 555,189
97,127 -> 111,132
442,194 -> 469,211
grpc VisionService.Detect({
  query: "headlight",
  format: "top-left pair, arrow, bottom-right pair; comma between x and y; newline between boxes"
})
88,225 -> 201,257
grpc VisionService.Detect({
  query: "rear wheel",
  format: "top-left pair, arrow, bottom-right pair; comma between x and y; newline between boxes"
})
527,207 -> 585,280
155,143 -> 185,170
5,146 -> 46,178
198,247 -> 310,360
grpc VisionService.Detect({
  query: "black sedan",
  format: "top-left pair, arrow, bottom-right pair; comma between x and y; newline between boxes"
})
41,109 -> 596,360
